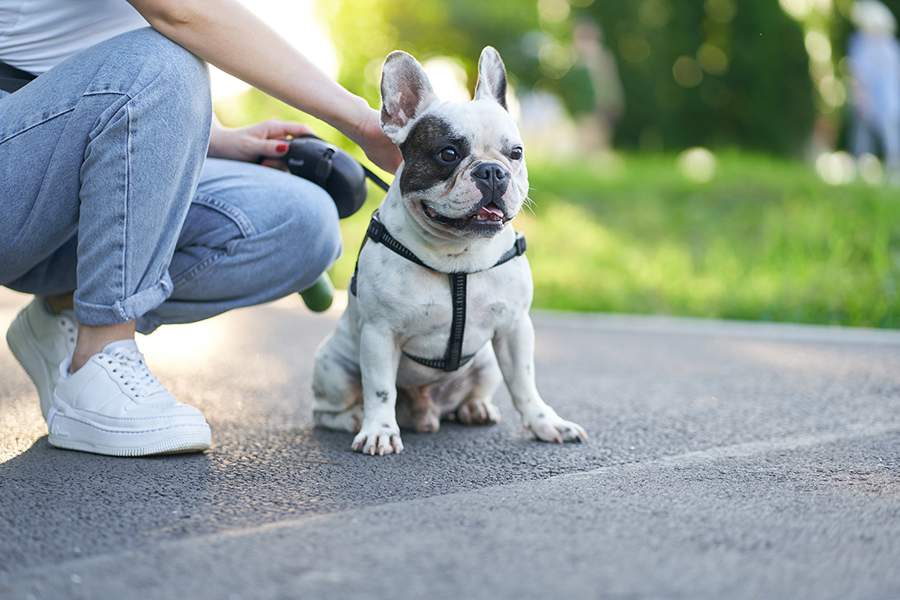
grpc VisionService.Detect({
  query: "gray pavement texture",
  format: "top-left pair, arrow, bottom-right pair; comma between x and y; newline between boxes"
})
0,288 -> 899,600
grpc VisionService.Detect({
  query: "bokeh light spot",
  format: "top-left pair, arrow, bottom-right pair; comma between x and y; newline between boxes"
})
673,56 -> 703,87
815,151 -> 856,185
678,147 -> 717,183
698,43 -> 729,75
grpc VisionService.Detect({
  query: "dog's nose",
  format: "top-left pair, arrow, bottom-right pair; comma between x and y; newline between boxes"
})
472,162 -> 509,185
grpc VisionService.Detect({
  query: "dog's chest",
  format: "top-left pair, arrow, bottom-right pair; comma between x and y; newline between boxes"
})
394,260 -> 531,360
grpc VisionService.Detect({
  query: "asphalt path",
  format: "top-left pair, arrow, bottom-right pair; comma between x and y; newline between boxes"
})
1,288 -> 898,599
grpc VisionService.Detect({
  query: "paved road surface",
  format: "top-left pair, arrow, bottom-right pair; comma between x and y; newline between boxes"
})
1,288 -> 898,599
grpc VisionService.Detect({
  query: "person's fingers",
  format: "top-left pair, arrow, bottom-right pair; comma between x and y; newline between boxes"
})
386,146 -> 403,172
260,158 -> 289,171
251,137 -> 291,159
263,120 -> 314,140
279,121 -> 315,138
367,143 -> 403,174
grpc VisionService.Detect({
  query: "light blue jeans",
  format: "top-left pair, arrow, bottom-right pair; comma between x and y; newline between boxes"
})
0,28 -> 341,333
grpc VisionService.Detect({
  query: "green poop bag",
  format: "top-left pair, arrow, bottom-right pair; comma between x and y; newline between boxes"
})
300,274 -> 334,313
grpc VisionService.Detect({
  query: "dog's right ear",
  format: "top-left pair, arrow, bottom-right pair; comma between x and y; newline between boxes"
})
380,51 -> 437,144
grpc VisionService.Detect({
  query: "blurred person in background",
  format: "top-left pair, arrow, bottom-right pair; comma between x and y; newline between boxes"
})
571,20 -> 624,153
848,0 -> 900,176
0,0 -> 401,457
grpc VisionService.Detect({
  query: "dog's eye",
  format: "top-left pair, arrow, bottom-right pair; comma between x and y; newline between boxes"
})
510,146 -> 524,161
437,147 -> 459,163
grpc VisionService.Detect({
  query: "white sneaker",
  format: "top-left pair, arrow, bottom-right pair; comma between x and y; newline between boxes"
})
48,340 -> 211,456
6,298 -> 78,419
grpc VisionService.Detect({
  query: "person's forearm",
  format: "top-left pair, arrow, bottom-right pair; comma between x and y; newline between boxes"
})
128,0 -> 370,140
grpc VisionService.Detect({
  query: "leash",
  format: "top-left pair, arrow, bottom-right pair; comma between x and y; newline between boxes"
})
362,165 -> 390,192
351,210 -> 527,372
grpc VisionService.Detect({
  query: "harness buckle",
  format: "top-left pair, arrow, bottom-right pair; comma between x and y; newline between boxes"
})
367,218 -> 386,243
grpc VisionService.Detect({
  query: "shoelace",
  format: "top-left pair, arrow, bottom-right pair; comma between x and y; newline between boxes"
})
100,348 -> 166,401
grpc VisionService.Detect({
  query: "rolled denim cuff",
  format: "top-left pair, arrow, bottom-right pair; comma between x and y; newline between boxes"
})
74,273 -> 173,326
135,312 -> 162,335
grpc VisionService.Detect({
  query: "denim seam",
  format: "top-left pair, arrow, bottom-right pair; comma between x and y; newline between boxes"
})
0,90 -> 132,145
8,107 -> 83,250
191,192 -> 258,237
82,90 -> 134,99
170,249 -> 227,287
123,101 -> 132,297
163,190 -> 256,286
0,106 -> 76,145
82,90 -> 134,100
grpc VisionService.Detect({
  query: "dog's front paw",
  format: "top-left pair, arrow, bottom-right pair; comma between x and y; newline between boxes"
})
524,410 -> 587,444
351,421 -> 404,456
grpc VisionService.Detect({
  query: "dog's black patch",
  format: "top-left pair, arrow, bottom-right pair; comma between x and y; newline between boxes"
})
399,115 -> 470,195
376,390 -> 389,404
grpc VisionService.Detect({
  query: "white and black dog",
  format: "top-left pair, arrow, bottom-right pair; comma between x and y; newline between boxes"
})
312,47 -> 587,455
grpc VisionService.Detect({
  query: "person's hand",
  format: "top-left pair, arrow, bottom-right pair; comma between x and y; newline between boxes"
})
207,119 -> 314,168
349,106 -> 403,174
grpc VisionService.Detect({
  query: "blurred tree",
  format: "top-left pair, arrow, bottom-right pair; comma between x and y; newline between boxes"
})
321,0 -> 816,155
320,0 -> 545,104
578,0 -> 815,154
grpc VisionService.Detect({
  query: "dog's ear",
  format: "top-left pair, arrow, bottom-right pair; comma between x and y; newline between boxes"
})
474,46 -> 508,110
380,51 -> 437,144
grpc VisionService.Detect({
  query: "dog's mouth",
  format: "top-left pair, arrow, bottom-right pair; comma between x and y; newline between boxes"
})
422,201 -> 509,230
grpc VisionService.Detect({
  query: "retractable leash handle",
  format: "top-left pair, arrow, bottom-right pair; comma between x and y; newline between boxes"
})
281,135 -> 391,312
284,135 -> 390,216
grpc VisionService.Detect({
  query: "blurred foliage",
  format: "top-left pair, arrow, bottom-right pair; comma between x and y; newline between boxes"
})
324,153 -> 899,328
322,0 -> 816,155
578,1 -> 814,154
217,2 -> 900,328
319,0 -> 544,107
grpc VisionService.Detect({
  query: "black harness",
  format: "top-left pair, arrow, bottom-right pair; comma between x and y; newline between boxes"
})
350,211 -> 527,372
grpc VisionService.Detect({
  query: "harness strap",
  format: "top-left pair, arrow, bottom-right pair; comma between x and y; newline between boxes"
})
493,233 -> 527,268
351,211 -> 527,372
365,217 -> 429,268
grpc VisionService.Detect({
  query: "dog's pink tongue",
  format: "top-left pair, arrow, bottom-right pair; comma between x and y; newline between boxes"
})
478,204 -> 504,220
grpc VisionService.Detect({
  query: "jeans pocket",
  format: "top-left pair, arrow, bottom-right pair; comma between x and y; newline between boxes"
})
191,192 -> 257,238
169,200 -> 250,285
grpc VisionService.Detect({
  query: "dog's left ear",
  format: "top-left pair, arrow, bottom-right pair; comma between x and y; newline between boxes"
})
380,50 -> 438,144
474,46 -> 508,110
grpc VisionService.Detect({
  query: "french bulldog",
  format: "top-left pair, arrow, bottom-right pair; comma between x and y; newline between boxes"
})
311,46 -> 587,455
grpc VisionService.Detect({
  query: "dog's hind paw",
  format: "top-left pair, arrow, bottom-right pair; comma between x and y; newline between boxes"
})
455,398 -> 501,426
413,409 -> 440,433
351,421 -> 404,456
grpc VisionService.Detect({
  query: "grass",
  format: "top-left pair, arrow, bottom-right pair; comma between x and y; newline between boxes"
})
330,152 -> 900,328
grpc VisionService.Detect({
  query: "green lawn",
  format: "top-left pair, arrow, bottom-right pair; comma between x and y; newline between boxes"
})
330,152 -> 900,328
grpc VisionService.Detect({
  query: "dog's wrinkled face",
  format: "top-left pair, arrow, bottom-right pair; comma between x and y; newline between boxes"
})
380,47 -> 528,239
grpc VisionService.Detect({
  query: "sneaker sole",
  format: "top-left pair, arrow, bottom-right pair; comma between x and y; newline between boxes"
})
47,402 -> 212,457
6,310 -> 54,419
